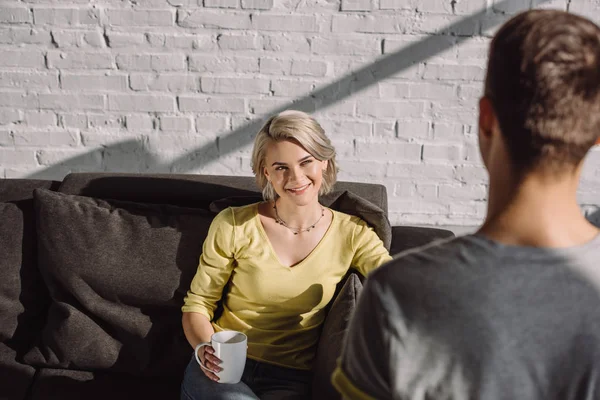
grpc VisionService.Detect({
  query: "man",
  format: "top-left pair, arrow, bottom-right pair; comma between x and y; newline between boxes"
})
333,9 -> 600,400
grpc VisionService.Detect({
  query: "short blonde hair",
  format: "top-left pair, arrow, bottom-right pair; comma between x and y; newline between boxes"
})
251,110 -> 338,201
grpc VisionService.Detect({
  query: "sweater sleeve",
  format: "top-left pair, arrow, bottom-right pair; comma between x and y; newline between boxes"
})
181,207 -> 236,320
351,218 -> 393,277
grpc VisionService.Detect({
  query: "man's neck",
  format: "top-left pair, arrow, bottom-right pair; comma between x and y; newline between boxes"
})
479,174 -> 599,248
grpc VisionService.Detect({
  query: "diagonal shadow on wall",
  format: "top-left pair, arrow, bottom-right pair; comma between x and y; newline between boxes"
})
23,0 -> 552,180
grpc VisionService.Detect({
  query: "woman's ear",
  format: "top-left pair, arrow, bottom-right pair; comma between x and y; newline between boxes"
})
322,160 -> 328,171
263,167 -> 270,181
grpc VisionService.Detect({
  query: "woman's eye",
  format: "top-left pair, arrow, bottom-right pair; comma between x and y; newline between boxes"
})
276,166 -> 286,171
301,160 -> 313,166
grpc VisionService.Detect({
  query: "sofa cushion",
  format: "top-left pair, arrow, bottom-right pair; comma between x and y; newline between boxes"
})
312,273 -> 363,400
28,367 -> 181,400
24,189 -> 214,377
0,344 -> 36,400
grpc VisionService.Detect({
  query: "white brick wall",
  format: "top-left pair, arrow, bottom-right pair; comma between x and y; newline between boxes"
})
0,0 -> 599,228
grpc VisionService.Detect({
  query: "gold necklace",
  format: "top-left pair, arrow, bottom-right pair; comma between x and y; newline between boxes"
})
273,201 -> 325,235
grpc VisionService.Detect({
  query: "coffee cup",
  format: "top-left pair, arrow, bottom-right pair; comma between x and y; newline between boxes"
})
195,331 -> 248,384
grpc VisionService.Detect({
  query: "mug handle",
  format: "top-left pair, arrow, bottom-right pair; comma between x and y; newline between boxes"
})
194,343 -> 214,372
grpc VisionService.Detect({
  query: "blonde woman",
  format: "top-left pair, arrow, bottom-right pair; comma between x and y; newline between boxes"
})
180,110 -> 392,399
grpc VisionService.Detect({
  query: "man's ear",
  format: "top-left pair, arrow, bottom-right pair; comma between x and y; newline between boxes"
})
479,96 -> 495,139
596,137 -> 600,146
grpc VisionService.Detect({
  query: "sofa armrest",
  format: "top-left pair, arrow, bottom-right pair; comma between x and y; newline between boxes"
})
390,226 -> 455,256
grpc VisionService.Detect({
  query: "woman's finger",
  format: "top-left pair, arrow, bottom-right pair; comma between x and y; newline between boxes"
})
206,353 -> 222,366
202,366 -> 220,382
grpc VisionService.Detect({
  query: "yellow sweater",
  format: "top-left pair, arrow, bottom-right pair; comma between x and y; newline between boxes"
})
182,203 -> 392,370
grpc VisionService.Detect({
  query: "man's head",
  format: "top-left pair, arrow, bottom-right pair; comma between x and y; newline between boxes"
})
480,10 -> 600,177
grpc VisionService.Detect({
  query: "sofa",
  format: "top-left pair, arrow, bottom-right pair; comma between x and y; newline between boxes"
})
0,172 -> 454,400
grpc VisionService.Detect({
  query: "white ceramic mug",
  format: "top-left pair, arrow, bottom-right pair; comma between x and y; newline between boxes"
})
195,331 -> 248,384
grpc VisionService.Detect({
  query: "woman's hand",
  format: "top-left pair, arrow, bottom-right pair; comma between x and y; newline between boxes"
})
198,345 -> 223,382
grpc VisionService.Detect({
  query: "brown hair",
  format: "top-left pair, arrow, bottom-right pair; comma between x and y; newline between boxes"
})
484,9 -> 600,173
251,110 -> 338,201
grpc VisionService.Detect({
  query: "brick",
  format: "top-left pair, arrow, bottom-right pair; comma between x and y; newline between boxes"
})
431,100 -> 478,124
60,113 -> 87,130
356,140 -> 422,161
382,35 -> 456,65
271,79 -> 314,97
126,115 -> 154,131
290,60 -> 328,77
455,164 -> 488,183
342,0 -> 373,10
311,37 -> 380,56
373,121 -> 396,137
263,34 -> 310,53
129,73 -> 199,92
108,94 -> 175,112
189,55 -> 259,73
357,100 -> 426,118
248,98 -> 290,115
378,82 -> 410,99
116,54 -> 186,71
105,9 -> 174,26
51,28 -> 105,48
195,116 -> 229,134
408,82 -> 457,100
0,71 -> 59,90
0,92 -> 38,109
259,58 -> 292,75
205,0 -> 238,8
0,149 -> 36,165
177,9 -> 251,29
87,114 -> 125,130
338,160 -> 386,176
319,120 -> 371,138
568,0 -> 598,13
332,14 -> 408,33
61,73 -> 128,91
13,130 -> 79,146
481,14 -> 512,38
252,15 -> 318,32
397,120 -> 430,139
24,111 -> 56,127
0,109 -> 22,125
179,96 -> 245,113
439,183 -> 487,200
432,122 -> 464,140
386,163 -> 455,181
200,77 -> 270,94
241,0 -> 273,9
0,27 -> 51,44
416,183 -> 437,198
39,94 -> 104,111
147,134 -> 216,153
0,7 -> 32,23
379,0 -> 412,10
456,38 -> 491,61
105,31 -> 146,48
423,144 -> 463,161
37,149 -> 103,167
160,116 -> 193,132
320,101 -> 355,117
217,33 -> 261,50
423,64 -> 485,81
33,8 -> 100,26
0,131 -> 13,145
0,50 -> 45,68
389,199 -> 447,214
413,15 -> 479,36
47,51 -> 113,69
491,0 -> 529,14
458,84 -> 484,102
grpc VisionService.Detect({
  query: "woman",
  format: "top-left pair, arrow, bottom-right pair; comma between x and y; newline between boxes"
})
181,110 -> 392,399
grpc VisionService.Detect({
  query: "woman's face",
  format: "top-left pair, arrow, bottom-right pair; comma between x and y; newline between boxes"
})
263,140 -> 328,206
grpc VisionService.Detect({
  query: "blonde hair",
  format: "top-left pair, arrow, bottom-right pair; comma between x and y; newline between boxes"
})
251,110 -> 338,201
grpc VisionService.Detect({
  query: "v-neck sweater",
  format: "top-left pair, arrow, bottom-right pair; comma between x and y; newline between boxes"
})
182,203 -> 392,370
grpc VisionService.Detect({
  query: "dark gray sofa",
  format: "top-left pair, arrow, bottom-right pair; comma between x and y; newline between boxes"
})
0,173 -> 453,400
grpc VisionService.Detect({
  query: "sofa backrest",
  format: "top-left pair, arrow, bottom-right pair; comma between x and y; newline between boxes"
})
57,173 -> 389,213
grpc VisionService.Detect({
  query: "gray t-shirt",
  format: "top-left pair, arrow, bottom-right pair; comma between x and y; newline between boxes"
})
334,233 -> 600,400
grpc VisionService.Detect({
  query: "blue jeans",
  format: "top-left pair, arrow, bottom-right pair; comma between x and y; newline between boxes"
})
180,356 -> 312,400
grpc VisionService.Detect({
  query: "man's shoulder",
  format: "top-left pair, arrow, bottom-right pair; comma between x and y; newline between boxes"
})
370,234 -> 493,283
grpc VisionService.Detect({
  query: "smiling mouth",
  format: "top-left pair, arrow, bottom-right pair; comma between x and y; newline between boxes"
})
286,183 -> 311,194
